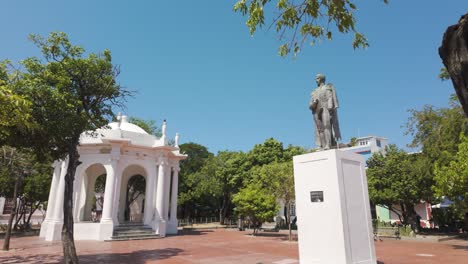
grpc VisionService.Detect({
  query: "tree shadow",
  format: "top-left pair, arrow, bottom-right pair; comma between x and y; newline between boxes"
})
0,248 -> 184,264
451,245 -> 468,251
0,254 -> 62,264
177,229 -> 214,236
247,232 -> 298,242
80,248 -> 184,264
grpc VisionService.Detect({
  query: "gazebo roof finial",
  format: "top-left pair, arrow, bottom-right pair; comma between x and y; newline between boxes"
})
117,112 -> 123,128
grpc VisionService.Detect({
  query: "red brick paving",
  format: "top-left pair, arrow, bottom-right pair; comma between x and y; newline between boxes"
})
0,229 -> 467,263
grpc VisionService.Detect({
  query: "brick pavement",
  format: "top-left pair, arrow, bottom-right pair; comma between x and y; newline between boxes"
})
0,229 -> 467,263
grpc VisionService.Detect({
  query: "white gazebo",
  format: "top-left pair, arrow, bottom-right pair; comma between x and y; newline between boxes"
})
40,115 -> 187,241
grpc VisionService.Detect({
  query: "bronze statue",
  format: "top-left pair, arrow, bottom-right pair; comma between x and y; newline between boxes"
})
309,74 -> 341,149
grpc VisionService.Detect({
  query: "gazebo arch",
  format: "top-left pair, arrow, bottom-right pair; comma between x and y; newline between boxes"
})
118,164 -> 148,223
77,163 -> 107,222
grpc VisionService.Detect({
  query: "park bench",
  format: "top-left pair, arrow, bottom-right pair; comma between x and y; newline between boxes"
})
260,222 -> 279,232
374,226 -> 401,241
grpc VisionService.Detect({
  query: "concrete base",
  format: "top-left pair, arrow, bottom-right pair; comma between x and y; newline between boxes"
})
71,223 -> 101,240
41,221 -> 63,241
293,150 -> 376,264
167,220 -> 178,235
40,220 -> 114,241
39,219 -> 49,238
155,219 -> 167,237
98,221 -> 114,241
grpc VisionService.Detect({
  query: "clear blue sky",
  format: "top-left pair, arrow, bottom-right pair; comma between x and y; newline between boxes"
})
1,1 -> 465,153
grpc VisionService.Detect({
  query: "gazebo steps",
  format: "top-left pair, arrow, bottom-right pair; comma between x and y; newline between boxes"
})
107,223 -> 160,241
114,226 -> 153,231
107,234 -> 161,241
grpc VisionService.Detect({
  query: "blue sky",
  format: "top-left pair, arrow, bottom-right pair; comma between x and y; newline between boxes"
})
1,1 -> 465,153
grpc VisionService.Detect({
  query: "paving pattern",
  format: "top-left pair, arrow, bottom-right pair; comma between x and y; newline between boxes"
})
0,229 -> 467,263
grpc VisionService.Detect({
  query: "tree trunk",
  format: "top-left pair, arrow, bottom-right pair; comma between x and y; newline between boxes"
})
439,13 -> 468,117
220,193 -> 229,225
2,176 -> 20,251
62,144 -> 81,264
25,202 -> 38,230
286,201 -> 292,242
13,199 -> 24,230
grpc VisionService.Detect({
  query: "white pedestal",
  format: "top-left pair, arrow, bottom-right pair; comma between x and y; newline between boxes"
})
155,219 -> 167,237
98,221 -> 114,240
167,220 -> 178,235
293,150 -> 376,264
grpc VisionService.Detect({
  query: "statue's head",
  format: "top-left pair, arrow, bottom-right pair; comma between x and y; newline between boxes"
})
315,74 -> 326,85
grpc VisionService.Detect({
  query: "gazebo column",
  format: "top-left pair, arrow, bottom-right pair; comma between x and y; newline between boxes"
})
100,155 -> 119,240
143,161 -> 157,225
155,159 -> 168,237
52,159 -> 68,222
167,165 -> 180,234
43,158 -> 68,241
39,161 -> 62,238
163,167 -> 171,220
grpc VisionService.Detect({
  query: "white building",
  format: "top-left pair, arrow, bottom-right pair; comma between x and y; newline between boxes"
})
341,135 -> 389,162
40,115 -> 187,241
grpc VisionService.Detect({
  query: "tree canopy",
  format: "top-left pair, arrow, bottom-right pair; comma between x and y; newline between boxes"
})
232,182 -> 278,235
434,134 -> 468,213
0,61 -> 32,141
233,0 -> 388,56
367,145 -> 433,227
5,32 -> 131,263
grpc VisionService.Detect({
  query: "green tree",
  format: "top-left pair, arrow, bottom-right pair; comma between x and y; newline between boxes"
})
434,134 -> 468,213
249,138 -> 284,167
10,32 -> 130,263
0,61 -> 32,141
0,147 -> 29,250
233,0 -> 388,57
128,117 -> 162,137
405,96 -> 467,228
349,137 -> 358,147
282,144 -> 307,161
406,99 -> 468,168
232,182 -> 278,235
208,151 -> 250,224
254,161 -> 295,240
0,146 -> 51,250
367,145 -> 433,230
178,143 -> 213,218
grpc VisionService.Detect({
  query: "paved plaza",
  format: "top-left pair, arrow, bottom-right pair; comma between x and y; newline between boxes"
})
1,229 -> 467,263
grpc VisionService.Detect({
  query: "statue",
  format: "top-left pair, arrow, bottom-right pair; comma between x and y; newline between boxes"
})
309,74 -> 341,150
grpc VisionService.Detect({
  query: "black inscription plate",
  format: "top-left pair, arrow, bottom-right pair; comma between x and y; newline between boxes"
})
310,191 -> 324,203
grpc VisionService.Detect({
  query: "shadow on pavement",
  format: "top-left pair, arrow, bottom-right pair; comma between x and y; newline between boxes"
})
451,245 -> 468,251
246,232 -> 298,242
177,229 -> 214,236
0,253 -> 62,264
80,248 -> 184,264
0,248 -> 184,264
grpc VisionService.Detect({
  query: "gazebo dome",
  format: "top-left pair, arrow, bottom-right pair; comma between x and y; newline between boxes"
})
107,116 -> 148,135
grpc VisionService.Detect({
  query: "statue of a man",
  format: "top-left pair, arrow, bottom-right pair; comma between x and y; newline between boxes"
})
309,74 -> 341,149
